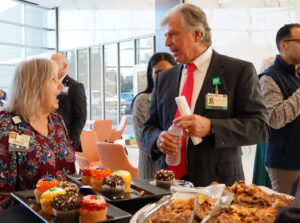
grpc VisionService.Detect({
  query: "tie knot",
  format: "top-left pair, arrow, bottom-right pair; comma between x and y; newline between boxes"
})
187,63 -> 196,73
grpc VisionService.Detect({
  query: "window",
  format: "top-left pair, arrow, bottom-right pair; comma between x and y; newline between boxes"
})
77,49 -> 90,120
90,46 -> 103,120
0,0 -> 56,92
104,44 -> 118,124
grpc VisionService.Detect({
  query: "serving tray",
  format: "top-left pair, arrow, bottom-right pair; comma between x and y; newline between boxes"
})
67,175 -> 170,214
11,188 -> 131,223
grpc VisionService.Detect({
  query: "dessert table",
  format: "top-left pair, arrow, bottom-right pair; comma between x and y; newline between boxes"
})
0,204 -> 42,223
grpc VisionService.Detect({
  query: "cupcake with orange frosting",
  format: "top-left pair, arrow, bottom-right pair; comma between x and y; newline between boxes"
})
79,195 -> 107,223
81,166 -> 96,185
111,170 -> 131,193
40,187 -> 66,215
90,167 -> 111,193
34,177 -> 59,204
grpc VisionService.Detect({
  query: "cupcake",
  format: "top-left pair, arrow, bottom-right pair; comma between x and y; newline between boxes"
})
35,177 -> 59,204
79,195 -> 107,223
155,169 -> 175,189
40,187 -> 66,215
90,167 -> 111,193
81,166 -> 95,185
58,181 -> 80,196
111,170 -> 131,193
52,194 -> 82,221
102,175 -> 125,199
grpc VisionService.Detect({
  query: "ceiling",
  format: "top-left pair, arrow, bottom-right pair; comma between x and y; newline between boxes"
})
27,0 -> 154,10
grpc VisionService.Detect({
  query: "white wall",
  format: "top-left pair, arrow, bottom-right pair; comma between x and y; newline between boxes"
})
187,0 -> 299,70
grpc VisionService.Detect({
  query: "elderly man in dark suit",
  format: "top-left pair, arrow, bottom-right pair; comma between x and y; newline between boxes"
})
51,53 -> 87,152
142,3 -> 270,187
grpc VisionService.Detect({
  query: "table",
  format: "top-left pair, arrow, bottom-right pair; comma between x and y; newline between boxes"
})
0,204 -> 42,223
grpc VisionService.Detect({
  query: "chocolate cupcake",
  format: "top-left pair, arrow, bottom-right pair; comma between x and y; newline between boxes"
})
58,181 -> 80,196
52,194 -> 82,221
102,176 -> 125,199
155,169 -> 175,189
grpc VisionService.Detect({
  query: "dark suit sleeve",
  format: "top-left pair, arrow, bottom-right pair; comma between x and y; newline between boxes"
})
142,77 -> 163,161
69,83 -> 87,147
211,63 -> 270,148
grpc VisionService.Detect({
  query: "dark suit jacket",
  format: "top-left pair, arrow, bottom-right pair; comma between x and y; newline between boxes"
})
57,75 -> 87,152
142,50 -> 270,187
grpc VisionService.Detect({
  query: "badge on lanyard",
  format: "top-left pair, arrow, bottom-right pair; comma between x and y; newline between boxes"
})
205,77 -> 228,110
8,132 -> 31,152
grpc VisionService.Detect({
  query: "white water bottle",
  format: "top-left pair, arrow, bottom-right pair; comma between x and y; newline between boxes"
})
165,124 -> 183,166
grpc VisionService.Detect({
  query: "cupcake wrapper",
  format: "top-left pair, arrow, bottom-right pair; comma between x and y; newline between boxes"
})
54,209 -> 79,223
156,180 -> 173,190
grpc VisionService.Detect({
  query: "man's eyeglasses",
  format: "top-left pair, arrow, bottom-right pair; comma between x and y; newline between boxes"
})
283,39 -> 300,43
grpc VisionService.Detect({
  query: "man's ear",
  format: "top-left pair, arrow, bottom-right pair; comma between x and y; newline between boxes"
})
194,30 -> 202,42
279,40 -> 286,52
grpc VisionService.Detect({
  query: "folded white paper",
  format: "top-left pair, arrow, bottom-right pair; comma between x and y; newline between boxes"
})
175,96 -> 203,145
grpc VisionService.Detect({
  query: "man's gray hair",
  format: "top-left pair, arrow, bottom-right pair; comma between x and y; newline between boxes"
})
5,58 -> 58,120
161,3 -> 212,47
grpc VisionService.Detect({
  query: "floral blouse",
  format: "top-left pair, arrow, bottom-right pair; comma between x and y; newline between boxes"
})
0,111 -> 76,210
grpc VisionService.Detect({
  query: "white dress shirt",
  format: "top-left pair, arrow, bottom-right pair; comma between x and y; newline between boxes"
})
179,47 -> 213,113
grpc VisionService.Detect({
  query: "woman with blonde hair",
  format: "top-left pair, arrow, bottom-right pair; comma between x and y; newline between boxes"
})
0,58 -> 76,209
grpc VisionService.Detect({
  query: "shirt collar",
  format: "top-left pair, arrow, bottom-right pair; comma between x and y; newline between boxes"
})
187,46 -> 213,71
59,73 -> 68,82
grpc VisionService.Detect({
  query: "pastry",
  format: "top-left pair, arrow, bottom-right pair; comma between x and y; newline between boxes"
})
102,175 -> 125,199
111,170 -> 131,193
81,166 -> 96,185
90,167 -> 111,193
40,187 -> 66,215
79,194 -> 107,223
52,193 -> 82,221
155,169 -> 175,189
58,181 -> 79,196
34,177 -> 59,204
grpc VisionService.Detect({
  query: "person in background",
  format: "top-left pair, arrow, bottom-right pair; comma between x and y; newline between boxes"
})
131,52 -> 176,180
51,53 -> 87,152
0,58 -> 75,210
259,23 -> 300,195
0,89 -> 6,110
0,90 -> 6,100
252,56 -> 274,188
274,177 -> 300,222
142,3 -> 269,187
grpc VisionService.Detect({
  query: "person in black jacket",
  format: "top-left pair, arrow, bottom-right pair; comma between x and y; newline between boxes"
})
142,3 -> 269,187
51,53 -> 87,152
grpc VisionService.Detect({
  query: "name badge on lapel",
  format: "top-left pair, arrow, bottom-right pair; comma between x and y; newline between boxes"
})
8,132 -> 31,152
60,86 -> 69,95
205,93 -> 228,110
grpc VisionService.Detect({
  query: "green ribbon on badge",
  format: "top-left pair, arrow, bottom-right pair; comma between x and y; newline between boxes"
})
212,77 -> 221,86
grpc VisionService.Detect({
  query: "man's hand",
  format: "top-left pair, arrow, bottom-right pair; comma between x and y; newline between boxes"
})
173,115 -> 212,137
156,131 -> 180,155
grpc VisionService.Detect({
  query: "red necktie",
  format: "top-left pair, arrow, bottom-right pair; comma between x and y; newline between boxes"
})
168,63 -> 196,179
